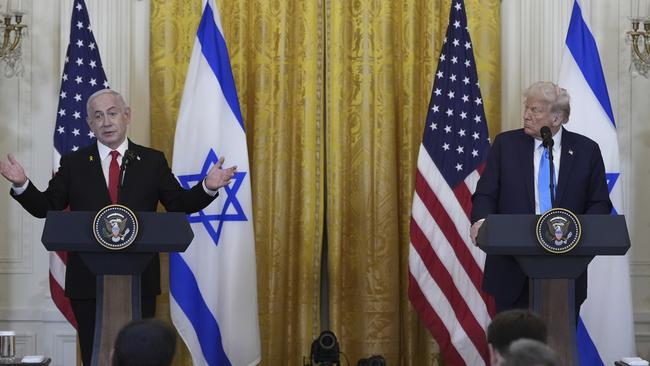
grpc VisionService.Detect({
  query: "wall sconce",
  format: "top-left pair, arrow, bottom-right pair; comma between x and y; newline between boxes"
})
1,0 -> 27,78
628,0 -> 650,77
627,17 -> 650,78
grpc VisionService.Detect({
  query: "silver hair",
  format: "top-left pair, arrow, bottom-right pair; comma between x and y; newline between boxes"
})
524,81 -> 571,122
86,89 -> 128,120
502,338 -> 560,366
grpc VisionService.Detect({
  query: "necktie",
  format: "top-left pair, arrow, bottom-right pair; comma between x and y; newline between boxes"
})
538,147 -> 555,213
108,150 -> 120,204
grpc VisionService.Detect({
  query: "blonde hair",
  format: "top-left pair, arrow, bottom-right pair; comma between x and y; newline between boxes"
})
524,81 -> 571,122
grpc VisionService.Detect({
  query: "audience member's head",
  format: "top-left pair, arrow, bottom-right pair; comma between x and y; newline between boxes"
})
501,338 -> 559,366
486,309 -> 547,366
111,319 -> 176,366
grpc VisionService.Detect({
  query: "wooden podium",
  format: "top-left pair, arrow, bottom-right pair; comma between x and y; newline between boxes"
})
477,214 -> 630,365
41,211 -> 194,366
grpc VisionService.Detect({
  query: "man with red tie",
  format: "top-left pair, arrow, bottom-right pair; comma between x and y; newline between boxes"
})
0,89 -> 235,365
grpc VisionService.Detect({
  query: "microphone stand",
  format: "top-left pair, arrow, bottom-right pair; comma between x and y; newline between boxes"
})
119,163 -> 127,188
117,161 -> 127,203
118,151 -> 135,199
545,143 -> 555,209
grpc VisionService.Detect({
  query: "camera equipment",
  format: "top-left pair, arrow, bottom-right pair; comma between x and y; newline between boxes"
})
357,355 -> 386,366
310,330 -> 340,365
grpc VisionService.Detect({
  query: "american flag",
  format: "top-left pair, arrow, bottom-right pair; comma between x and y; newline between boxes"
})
408,1 -> 495,364
51,0 -> 109,328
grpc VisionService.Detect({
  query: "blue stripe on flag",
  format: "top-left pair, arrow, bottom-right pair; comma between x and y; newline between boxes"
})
197,3 -> 245,131
565,0 -> 616,126
170,252 -> 232,366
577,316 -> 604,366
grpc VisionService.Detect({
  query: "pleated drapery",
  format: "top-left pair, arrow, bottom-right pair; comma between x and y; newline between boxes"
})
150,0 -> 500,364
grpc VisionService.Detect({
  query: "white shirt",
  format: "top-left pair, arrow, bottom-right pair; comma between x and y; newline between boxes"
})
97,138 -> 128,186
533,128 -> 562,214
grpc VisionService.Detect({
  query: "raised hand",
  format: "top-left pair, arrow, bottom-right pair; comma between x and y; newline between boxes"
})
204,156 -> 237,191
0,153 -> 27,186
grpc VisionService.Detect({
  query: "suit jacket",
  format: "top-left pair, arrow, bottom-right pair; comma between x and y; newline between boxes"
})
11,140 -> 217,298
471,128 -> 612,308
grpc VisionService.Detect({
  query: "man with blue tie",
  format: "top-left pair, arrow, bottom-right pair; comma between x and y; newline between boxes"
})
470,81 -> 612,312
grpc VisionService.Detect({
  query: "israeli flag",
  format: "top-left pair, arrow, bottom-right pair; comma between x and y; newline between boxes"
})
170,1 -> 261,365
558,1 -> 635,365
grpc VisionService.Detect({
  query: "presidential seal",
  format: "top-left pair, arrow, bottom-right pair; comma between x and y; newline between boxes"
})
536,208 -> 581,254
93,205 -> 139,250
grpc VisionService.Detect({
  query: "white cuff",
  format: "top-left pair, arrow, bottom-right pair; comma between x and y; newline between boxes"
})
202,179 -> 218,197
11,179 -> 29,195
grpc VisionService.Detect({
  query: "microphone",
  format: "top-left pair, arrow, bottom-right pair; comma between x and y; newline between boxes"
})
120,150 -> 137,187
540,126 -> 554,148
122,150 -> 137,168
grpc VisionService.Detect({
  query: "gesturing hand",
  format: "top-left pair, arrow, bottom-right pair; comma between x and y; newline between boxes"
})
204,156 -> 237,191
0,153 -> 27,186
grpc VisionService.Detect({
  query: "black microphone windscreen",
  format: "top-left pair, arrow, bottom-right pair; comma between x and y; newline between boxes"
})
123,150 -> 136,167
540,126 -> 553,147
540,126 -> 551,139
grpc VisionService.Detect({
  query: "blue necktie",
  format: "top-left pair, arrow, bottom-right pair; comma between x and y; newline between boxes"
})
538,147 -> 555,213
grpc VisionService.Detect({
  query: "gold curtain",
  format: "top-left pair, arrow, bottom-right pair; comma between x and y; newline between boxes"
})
149,2 -> 202,364
151,0 -> 324,364
223,0 -> 325,364
150,0 -> 500,365
325,0 -> 500,364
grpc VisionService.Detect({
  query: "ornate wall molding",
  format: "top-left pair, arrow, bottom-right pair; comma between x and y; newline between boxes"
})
15,333 -> 36,358
0,0 -> 33,274
52,332 -> 77,366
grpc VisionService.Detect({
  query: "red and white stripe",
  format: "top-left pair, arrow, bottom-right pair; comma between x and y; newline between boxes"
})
51,150 -> 77,328
409,145 -> 494,365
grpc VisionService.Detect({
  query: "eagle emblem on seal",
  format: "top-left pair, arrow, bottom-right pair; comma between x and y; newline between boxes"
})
102,213 -> 131,242
93,205 -> 139,250
536,208 -> 581,254
545,216 -> 573,246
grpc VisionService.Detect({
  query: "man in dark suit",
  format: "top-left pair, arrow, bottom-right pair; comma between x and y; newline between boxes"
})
470,81 -> 612,312
0,89 -> 236,365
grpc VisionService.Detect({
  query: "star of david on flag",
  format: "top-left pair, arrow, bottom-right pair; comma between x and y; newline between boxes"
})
177,149 -> 248,246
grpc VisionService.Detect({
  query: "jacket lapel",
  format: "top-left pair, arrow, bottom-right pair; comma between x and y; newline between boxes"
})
556,128 -> 575,205
118,140 -> 141,203
521,132 -> 535,210
86,144 -> 112,205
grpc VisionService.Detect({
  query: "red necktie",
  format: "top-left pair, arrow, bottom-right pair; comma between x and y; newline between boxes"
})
108,150 -> 120,203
